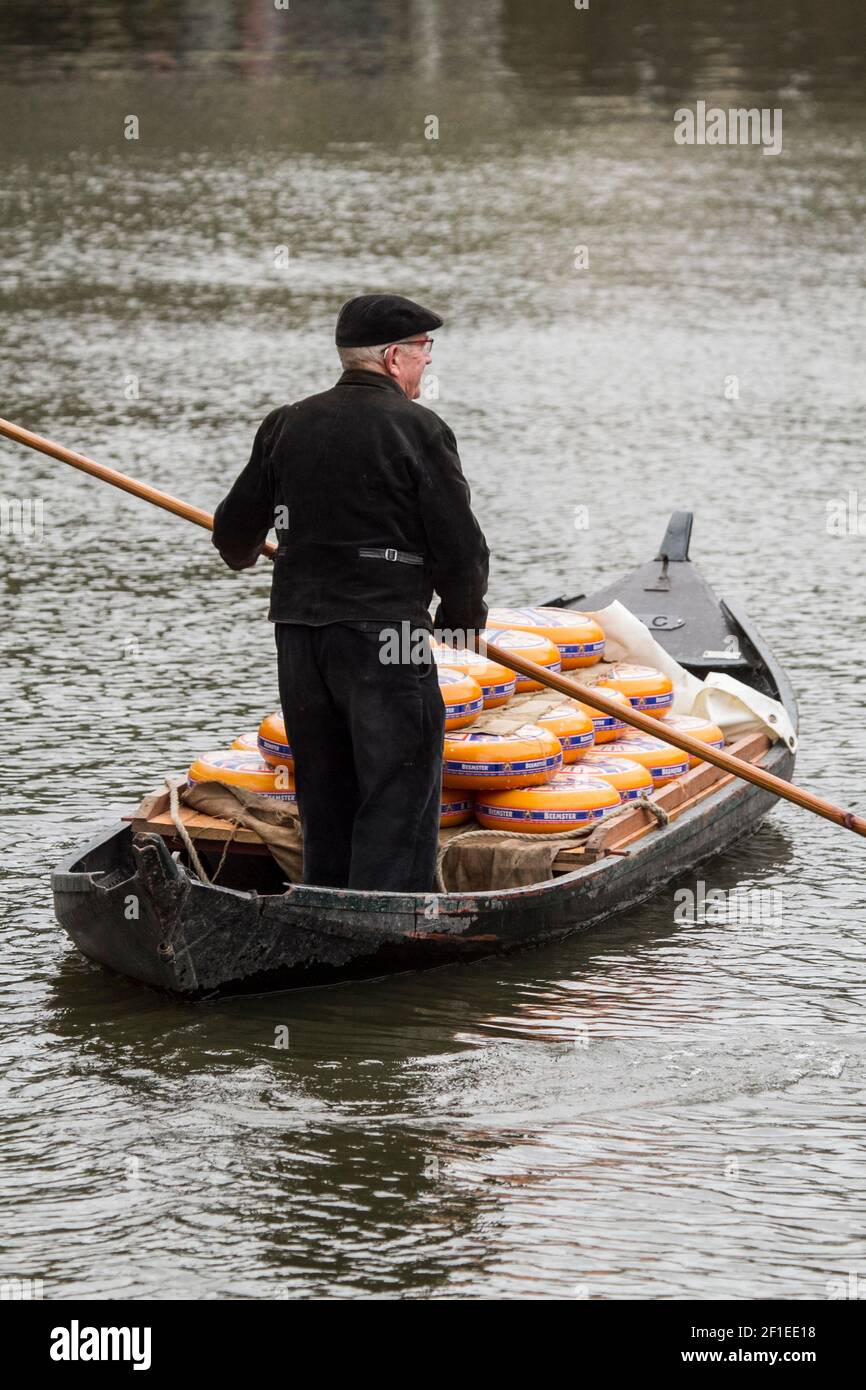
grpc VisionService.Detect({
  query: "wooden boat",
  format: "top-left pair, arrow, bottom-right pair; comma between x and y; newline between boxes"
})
51,512 -> 798,1000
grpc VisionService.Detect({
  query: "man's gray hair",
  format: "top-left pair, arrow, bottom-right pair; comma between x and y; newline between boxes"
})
337,343 -> 389,369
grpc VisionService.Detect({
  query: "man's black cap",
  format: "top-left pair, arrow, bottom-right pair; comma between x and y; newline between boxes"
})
335,293 -> 443,348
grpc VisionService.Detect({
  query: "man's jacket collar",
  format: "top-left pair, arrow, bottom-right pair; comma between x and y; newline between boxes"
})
336,368 -> 405,396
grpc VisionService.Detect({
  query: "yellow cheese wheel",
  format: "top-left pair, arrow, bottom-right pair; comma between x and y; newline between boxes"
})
475,769 -> 620,833
231,731 -> 260,753
257,711 -> 294,769
480,628 -> 562,691
485,606 -> 605,668
438,666 -> 484,730
443,723 -> 563,790
533,703 -> 595,762
578,750 -> 654,800
440,791 -> 475,827
594,662 -> 674,716
431,643 -> 517,708
663,714 -> 725,768
188,750 -> 297,801
604,732 -> 689,785
572,688 -> 632,743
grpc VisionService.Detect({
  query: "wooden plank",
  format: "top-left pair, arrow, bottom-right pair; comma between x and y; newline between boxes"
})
129,807 -> 264,846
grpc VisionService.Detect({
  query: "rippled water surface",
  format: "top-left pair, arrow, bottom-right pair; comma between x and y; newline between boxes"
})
1,1 -> 865,1299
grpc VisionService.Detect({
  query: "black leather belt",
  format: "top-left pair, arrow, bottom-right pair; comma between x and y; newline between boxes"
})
358,547 -> 424,566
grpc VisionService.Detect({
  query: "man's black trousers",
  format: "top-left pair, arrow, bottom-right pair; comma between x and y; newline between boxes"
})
275,622 -> 446,892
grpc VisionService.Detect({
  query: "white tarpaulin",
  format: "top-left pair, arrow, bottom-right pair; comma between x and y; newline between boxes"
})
582,600 -> 797,751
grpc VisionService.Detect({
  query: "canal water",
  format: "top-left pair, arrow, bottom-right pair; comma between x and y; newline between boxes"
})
1,1 -> 865,1299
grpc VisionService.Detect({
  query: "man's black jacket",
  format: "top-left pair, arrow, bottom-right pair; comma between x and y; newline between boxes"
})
212,369 -> 489,635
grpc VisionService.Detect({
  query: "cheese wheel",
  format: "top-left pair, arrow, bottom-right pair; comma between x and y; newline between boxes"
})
476,770 -> 620,833
431,643 -> 517,708
663,714 -> 725,768
594,662 -> 674,716
480,628 -> 562,691
231,731 -> 260,753
533,703 -> 595,762
188,750 -> 297,801
578,751 -> 654,800
443,723 -> 563,790
485,606 -> 605,668
604,732 -> 689,785
258,711 -> 294,769
438,666 -> 484,730
572,688 -> 632,743
440,791 -> 475,827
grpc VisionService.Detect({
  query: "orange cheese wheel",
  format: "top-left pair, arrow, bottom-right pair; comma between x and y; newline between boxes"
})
188,750 -> 297,802
257,711 -> 294,769
486,606 -> 605,668
231,731 -> 260,754
431,643 -> 517,708
663,714 -> 725,768
443,723 -> 563,790
594,663 -> 674,716
438,666 -> 484,730
578,750 -> 654,800
572,688 -> 632,743
604,732 -> 689,785
533,703 -> 595,762
475,769 -> 620,833
440,791 -> 475,827
481,628 -> 562,691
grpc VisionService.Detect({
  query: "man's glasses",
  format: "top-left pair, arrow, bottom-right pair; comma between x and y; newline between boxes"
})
383,337 -> 434,357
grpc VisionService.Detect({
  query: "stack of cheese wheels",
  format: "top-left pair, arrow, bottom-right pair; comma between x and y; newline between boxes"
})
257,712 -> 293,769
486,606 -> 605,668
594,663 -> 674,717
572,688 -> 632,744
440,791 -> 475,827
438,666 -> 484,730
579,749 -> 654,800
663,713 -> 725,768
188,750 -> 296,802
476,768 -> 620,833
442,723 -> 562,790
509,695 -> 595,763
431,642 -> 516,708
231,731 -> 260,754
603,731 -> 689,786
480,628 -> 562,692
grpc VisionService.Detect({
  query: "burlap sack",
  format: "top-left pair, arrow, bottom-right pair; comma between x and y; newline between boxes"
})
180,781 -> 304,883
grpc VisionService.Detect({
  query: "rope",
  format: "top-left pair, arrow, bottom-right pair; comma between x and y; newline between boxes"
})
165,777 -> 213,884
642,796 -> 671,827
210,821 -> 241,883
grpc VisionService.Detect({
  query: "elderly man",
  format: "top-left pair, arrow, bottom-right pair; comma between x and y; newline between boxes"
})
212,293 -> 489,893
